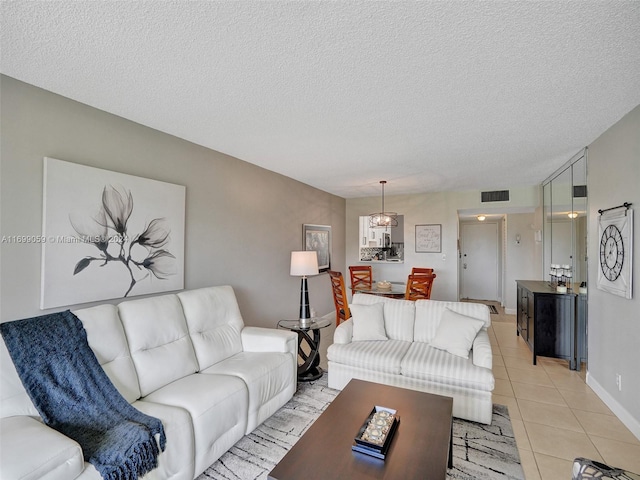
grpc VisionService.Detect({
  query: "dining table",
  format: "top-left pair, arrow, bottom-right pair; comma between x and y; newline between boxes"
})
350,281 -> 406,299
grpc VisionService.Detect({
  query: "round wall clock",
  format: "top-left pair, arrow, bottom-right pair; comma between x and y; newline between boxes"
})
599,224 -> 624,281
596,208 -> 633,299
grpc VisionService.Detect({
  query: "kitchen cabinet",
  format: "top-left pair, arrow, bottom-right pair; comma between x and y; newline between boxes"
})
358,218 -> 384,247
516,280 -> 577,370
370,227 -> 384,247
359,217 -> 369,248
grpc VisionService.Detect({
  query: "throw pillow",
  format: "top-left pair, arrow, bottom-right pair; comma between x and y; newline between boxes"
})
430,308 -> 485,359
351,303 -> 388,341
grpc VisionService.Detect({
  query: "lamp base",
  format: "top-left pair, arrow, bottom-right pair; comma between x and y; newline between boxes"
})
298,276 -> 312,329
299,317 -> 312,329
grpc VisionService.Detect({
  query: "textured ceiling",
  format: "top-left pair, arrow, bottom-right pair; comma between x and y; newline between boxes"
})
2,1 -> 639,198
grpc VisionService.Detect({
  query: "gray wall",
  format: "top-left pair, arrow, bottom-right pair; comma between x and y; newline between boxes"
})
0,75 -> 346,332
586,104 -> 640,438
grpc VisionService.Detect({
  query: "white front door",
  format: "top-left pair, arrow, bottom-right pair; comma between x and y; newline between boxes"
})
461,222 -> 498,300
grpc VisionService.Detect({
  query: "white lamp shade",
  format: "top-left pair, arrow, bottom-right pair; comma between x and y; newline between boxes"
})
290,251 -> 319,276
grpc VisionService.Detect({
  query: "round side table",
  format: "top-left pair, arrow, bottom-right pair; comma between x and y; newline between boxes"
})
277,318 -> 331,382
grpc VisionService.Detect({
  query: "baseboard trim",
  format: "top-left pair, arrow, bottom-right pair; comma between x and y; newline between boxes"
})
504,308 -> 517,315
587,372 -> 640,442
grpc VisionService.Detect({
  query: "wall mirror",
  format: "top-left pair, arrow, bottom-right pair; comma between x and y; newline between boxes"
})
542,148 -> 588,369
358,215 -> 404,262
543,149 -> 588,287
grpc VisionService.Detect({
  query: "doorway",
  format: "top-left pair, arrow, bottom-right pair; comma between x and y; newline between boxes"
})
460,222 -> 499,301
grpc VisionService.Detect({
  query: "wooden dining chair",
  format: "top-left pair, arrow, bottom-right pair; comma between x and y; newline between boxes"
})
405,273 -> 436,301
328,270 -> 351,326
349,265 -> 372,290
411,267 -> 434,276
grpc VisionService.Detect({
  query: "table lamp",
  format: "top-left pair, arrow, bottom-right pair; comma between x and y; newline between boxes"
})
290,251 -> 319,328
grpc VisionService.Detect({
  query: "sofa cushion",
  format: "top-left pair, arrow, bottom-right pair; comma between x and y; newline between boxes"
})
74,304 -> 141,403
351,303 -> 388,341
142,372 -> 248,475
430,308 -> 485,359
0,339 -> 40,419
0,416 -> 84,480
401,342 -> 494,392
133,399 -> 196,480
177,286 -> 244,371
414,300 -> 490,344
201,351 -> 294,433
352,293 -> 415,341
327,339 -> 411,375
118,294 -> 199,396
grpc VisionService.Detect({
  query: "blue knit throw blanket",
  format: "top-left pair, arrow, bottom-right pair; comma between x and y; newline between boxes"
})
0,310 -> 166,480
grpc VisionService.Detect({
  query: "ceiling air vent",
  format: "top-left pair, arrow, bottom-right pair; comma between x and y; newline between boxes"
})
481,190 -> 510,203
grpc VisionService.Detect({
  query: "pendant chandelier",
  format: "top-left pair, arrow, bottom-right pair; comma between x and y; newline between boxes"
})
369,180 -> 398,228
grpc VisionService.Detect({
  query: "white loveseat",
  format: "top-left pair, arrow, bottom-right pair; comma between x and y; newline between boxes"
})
327,293 -> 495,424
0,285 -> 298,480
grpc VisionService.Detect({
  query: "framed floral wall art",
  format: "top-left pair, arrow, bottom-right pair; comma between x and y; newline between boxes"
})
41,158 -> 185,309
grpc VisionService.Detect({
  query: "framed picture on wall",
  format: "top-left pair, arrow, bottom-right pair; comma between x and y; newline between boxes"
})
415,224 -> 442,253
303,224 -> 331,272
41,157 -> 185,308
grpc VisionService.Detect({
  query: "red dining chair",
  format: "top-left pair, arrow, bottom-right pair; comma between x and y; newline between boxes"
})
349,265 -> 373,290
411,267 -> 434,276
405,273 -> 436,301
328,271 -> 351,326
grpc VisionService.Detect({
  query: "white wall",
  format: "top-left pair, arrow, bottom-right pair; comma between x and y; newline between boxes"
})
0,75 -> 346,333
586,104 -> 640,439
504,212 -> 541,313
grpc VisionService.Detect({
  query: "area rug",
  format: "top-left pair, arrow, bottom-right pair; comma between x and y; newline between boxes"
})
197,378 -> 524,480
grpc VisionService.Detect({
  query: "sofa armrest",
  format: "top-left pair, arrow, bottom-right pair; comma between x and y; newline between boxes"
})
471,329 -> 493,370
241,326 -> 297,356
0,416 -> 85,480
333,319 -> 353,344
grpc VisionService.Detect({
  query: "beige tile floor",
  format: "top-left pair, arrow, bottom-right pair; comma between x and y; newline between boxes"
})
486,302 -> 640,479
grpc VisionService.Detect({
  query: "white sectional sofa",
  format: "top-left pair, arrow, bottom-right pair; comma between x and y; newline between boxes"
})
0,285 -> 298,480
327,293 -> 495,424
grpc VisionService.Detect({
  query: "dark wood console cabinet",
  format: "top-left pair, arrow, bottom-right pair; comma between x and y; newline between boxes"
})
516,280 -> 578,370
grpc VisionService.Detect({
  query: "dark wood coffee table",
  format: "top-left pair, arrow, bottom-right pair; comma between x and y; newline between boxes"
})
268,379 -> 453,480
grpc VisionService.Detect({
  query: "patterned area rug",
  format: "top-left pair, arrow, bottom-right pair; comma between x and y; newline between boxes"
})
198,378 -> 524,480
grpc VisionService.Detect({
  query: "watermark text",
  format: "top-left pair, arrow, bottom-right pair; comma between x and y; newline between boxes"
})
1,235 -> 127,244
